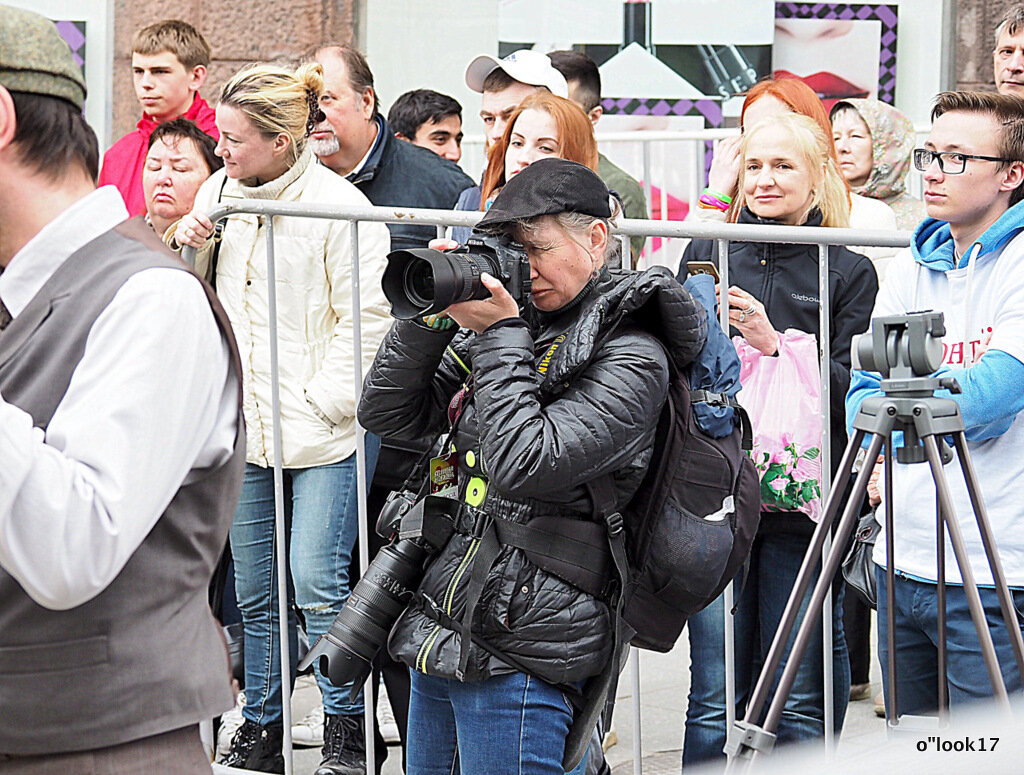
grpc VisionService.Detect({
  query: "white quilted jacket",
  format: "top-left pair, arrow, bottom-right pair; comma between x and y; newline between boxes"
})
190,149 -> 392,468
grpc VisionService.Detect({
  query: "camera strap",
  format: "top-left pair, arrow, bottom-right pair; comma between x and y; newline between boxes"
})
396,347 -> 474,497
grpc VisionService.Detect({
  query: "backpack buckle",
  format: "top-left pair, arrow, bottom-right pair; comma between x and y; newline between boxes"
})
605,511 -> 624,536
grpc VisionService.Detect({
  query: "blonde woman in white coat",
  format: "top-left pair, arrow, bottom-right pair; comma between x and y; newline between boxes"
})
174,62 -> 391,774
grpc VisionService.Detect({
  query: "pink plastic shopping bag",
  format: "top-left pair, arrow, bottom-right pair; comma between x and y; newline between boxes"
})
734,330 -> 823,521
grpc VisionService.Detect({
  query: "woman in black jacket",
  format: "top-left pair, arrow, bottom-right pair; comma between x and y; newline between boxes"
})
357,158 -> 706,775
679,112 -> 878,765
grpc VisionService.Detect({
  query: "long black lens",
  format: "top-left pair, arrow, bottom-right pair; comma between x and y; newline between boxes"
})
299,538 -> 429,697
382,248 -> 500,319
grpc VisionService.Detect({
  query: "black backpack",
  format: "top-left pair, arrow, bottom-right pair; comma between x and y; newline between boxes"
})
586,358 -> 761,652
494,277 -> 761,652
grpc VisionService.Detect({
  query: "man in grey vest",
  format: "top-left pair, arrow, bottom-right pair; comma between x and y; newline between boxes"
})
0,6 -> 245,771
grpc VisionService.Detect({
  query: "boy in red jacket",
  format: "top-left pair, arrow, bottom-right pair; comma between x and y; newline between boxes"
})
99,20 -> 217,217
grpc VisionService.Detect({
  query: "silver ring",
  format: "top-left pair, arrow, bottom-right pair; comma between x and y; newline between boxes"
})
744,303 -> 757,314
738,311 -> 747,323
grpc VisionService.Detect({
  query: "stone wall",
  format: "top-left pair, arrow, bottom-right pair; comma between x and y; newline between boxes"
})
111,0 -> 356,142
957,0 -> 1024,90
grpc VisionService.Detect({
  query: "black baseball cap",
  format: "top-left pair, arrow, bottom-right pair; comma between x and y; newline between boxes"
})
477,158 -> 611,230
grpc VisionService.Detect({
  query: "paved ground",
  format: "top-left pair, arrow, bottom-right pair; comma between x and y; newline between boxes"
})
274,615 -> 888,775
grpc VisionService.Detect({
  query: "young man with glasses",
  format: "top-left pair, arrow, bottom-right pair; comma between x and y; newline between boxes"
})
847,90 -> 1024,716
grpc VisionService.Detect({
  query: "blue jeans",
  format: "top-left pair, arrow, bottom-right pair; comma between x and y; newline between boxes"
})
875,565 -> 1024,716
232,437 -> 380,725
407,670 -> 587,775
683,531 -> 850,767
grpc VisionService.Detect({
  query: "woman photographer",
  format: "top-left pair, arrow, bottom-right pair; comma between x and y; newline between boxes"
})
679,113 -> 878,765
358,158 -> 706,774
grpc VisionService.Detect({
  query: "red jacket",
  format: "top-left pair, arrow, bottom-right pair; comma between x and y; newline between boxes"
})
98,95 -> 219,217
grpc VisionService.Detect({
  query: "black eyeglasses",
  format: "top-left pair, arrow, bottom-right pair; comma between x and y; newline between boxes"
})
913,148 -> 1015,175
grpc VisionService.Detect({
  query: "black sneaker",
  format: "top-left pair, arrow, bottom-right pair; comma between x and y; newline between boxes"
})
315,713 -> 366,775
220,718 -> 285,773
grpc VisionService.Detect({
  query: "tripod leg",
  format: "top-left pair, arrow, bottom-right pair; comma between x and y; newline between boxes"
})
884,440 -> 898,725
952,432 -> 1024,687
936,491 -> 948,717
759,432 -> 882,740
921,435 -> 1011,711
725,430 -> 880,772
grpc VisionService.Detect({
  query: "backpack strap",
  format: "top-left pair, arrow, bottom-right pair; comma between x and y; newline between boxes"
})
491,516 -> 612,598
691,389 -> 754,451
454,518 -> 501,680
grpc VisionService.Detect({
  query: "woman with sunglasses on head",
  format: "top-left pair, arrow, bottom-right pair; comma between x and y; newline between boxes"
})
678,112 -> 878,767
172,62 -> 392,775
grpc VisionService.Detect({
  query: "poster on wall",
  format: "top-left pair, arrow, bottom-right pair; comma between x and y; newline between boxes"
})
495,0 -> 909,267
774,3 -> 899,109
499,0 -> 776,266
6,0 -> 111,147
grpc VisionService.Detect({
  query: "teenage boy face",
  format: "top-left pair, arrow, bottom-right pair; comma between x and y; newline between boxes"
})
411,115 -> 463,163
132,51 -> 204,123
922,111 -> 1023,239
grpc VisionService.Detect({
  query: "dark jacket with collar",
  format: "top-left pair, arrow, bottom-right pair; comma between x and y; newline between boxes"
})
357,267 -> 706,684
349,116 -> 474,251
681,207 -> 878,533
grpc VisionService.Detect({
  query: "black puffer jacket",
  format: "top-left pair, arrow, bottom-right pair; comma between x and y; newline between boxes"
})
357,266 -> 706,685
681,207 -> 878,533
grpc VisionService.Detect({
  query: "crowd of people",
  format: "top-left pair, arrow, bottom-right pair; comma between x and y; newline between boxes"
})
5,3 -> 1024,775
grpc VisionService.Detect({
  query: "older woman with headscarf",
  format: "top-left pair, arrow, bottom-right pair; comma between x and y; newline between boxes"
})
830,98 -> 926,234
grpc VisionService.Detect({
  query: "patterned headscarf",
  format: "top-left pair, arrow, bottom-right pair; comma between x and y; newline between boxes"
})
832,98 -> 925,231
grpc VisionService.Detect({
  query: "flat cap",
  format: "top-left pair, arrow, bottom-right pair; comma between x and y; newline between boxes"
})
0,4 -> 86,110
478,158 -> 611,230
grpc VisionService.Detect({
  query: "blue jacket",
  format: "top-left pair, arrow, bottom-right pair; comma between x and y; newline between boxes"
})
350,116 -> 474,251
847,203 -> 1024,441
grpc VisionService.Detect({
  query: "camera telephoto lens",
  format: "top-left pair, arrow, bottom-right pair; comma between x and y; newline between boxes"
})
383,248 -> 498,319
299,538 -> 429,698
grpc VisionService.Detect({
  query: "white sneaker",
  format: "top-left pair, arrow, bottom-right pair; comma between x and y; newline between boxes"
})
378,688 -> 400,745
216,691 -> 246,761
290,703 -> 324,748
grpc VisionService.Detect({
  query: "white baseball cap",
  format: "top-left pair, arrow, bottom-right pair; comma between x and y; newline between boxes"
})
465,49 -> 569,98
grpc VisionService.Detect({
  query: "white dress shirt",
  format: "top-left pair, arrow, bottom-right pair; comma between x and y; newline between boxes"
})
0,186 -> 238,610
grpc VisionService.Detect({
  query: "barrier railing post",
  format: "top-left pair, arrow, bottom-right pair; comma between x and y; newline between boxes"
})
631,648 -> 643,775
348,220 -> 377,775
818,240 -> 835,754
716,239 -> 738,760
264,214 -> 295,775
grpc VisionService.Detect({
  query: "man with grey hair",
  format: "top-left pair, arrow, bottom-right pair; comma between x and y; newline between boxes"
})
309,44 -> 472,252
994,5 -> 1024,95
0,5 -> 243,771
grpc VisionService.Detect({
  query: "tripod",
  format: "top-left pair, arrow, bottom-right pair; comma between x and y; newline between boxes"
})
723,364 -> 1024,771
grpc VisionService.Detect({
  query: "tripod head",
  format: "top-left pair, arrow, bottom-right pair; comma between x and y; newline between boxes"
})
853,310 -> 960,395
852,311 -> 960,463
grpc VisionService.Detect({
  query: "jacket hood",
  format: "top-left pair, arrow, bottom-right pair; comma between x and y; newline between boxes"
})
833,98 -> 915,202
912,199 -> 1024,270
536,266 -> 707,390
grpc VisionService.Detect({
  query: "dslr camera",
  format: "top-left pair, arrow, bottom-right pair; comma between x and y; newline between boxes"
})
298,491 -> 456,696
381,233 -> 532,319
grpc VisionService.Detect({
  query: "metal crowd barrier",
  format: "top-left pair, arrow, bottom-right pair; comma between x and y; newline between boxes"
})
183,201 -> 911,775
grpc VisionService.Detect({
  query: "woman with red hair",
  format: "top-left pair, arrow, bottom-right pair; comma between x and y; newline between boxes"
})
451,92 -> 599,245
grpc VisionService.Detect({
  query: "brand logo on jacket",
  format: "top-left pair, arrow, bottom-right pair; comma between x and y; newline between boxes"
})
790,292 -> 819,304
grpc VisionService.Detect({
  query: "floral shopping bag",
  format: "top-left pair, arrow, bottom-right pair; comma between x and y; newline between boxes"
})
734,330 -> 823,521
